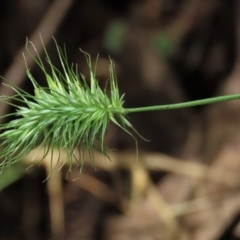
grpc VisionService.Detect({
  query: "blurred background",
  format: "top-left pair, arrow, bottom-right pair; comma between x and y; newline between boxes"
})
1,0 -> 240,239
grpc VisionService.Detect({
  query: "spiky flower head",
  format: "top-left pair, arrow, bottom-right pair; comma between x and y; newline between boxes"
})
0,39 -> 137,173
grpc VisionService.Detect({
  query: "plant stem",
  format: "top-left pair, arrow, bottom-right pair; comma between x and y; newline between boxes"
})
123,93 -> 240,114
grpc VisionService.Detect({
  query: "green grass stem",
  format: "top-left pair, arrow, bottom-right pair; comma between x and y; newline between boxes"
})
123,93 -> 240,114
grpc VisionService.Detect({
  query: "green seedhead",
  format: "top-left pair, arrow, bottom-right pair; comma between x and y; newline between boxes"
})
0,39 -> 137,173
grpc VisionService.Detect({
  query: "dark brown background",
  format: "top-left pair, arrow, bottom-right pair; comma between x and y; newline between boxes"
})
0,0 -> 239,239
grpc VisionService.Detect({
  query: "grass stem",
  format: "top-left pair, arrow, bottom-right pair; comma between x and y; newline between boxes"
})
124,93 -> 240,113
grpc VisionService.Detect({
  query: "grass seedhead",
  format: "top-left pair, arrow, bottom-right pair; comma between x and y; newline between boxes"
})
0,38 -> 138,174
